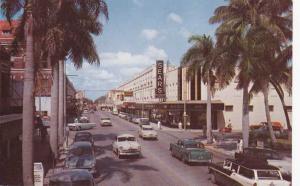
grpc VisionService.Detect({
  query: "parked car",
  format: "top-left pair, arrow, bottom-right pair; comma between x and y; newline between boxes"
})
132,116 -> 140,124
83,109 -> 89,114
138,125 -> 157,139
169,139 -> 212,164
234,147 -> 291,181
100,117 -> 112,126
49,169 -> 96,186
74,132 -> 94,147
65,142 -> 97,176
112,134 -> 141,158
208,158 -> 290,186
68,117 -> 96,131
118,112 -> 127,119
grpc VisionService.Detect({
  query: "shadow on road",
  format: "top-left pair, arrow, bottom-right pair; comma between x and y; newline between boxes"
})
94,156 -> 158,184
93,133 -> 117,141
94,144 -> 113,157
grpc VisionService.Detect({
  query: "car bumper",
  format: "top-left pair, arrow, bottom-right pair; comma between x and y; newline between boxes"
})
142,135 -> 157,139
187,159 -> 212,163
119,151 -> 141,156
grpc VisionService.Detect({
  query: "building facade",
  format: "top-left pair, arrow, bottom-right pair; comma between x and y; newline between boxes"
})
109,60 -> 292,131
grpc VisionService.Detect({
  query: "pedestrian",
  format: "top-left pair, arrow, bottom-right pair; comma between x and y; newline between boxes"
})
237,139 -> 243,153
178,121 -> 182,130
187,121 -> 191,129
157,120 -> 161,130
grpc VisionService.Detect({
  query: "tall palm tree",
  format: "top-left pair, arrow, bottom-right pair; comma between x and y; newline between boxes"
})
40,0 -> 108,155
209,0 -> 292,148
181,34 -> 221,144
1,0 -> 35,184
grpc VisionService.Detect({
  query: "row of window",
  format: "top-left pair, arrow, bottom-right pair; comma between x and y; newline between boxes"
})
225,105 -> 276,112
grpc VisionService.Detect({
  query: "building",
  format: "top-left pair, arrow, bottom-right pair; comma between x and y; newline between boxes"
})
109,60 -> 292,131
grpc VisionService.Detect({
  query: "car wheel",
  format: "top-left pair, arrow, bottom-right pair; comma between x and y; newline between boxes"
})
210,172 -> 217,184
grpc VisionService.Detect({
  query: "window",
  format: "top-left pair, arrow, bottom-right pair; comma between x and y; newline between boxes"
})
269,105 -> 274,112
225,105 -> 233,112
249,105 -> 253,112
238,166 -> 255,179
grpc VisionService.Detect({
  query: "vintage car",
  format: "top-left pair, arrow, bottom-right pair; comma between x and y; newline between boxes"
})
138,125 -> 158,139
112,134 -> 141,158
169,139 -> 212,164
100,117 -> 112,126
208,158 -> 290,186
74,132 -> 94,147
65,141 -> 97,176
49,169 -> 95,186
138,118 -> 150,127
234,147 -> 292,181
68,117 -> 96,131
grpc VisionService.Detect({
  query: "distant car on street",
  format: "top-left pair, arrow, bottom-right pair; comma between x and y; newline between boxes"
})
49,169 -> 96,186
138,118 -> 150,127
112,134 -> 141,158
234,147 -> 291,181
100,117 -> 112,126
138,125 -> 157,140
208,158 -> 290,186
74,132 -> 94,147
118,112 -> 127,119
169,139 -> 212,164
65,141 -> 97,176
68,117 -> 96,131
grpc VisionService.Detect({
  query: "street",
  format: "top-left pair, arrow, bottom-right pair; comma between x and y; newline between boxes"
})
68,111 -> 225,186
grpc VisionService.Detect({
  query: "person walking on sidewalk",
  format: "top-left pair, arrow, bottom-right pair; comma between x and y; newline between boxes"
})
178,121 -> 183,130
157,120 -> 162,130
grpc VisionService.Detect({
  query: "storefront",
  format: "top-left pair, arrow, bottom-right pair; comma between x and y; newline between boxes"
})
119,100 -> 224,129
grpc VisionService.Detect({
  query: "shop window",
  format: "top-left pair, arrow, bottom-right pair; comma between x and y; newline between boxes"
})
225,105 -> 233,112
269,105 -> 274,112
249,105 -> 253,112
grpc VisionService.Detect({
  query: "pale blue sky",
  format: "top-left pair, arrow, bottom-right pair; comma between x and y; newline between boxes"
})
1,0 -> 227,100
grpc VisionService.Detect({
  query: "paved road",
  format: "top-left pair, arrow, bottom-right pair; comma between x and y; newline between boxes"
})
69,111 -> 225,186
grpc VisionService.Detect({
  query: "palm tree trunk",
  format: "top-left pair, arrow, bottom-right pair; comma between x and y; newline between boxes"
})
262,84 -> 277,144
58,60 -> 64,146
50,62 -> 59,158
206,76 -> 213,144
242,82 -> 250,148
270,81 -> 292,131
22,9 -> 34,186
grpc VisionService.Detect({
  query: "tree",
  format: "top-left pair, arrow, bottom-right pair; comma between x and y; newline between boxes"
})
209,0 -> 292,148
40,0 -> 108,155
1,0 -> 35,184
181,34 -> 221,144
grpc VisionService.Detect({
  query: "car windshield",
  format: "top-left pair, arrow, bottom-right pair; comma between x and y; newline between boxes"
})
101,118 -> 110,120
75,136 -> 91,142
140,119 -> 149,125
118,137 -> 136,142
257,170 -> 281,180
79,118 -> 89,123
184,141 -> 203,148
264,151 -> 282,160
50,180 -> 92,186
70,146 -> 92,156
142,127 -> 153,131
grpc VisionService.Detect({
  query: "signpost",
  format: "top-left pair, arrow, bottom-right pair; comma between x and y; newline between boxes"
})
155,60 -> 165,98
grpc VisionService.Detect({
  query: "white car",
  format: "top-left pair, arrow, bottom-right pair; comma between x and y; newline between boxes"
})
68,117 -> 96,131
118,112 -> 127,119
112,134 -> 141,158
138,125 -> 157,139
100,117 -> 112,126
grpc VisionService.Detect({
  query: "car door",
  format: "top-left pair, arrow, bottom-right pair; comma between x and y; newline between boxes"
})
233,166 -> 256,186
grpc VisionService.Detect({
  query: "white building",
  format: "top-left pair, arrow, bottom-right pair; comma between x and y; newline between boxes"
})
110,61 -> 292,130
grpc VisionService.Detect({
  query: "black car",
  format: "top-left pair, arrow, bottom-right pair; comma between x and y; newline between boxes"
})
49,169 -> 95,186
65,142 -> 97,176
74,132 -> 94,147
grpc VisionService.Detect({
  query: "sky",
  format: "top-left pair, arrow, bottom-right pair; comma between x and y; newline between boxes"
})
1,0 -> 226,100
66,0 -> 227,100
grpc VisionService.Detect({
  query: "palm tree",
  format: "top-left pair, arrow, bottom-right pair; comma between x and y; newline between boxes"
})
40,0 -> 108,155
181,34 -> 221,144
1,0 -> 35,184
209,0 -> 292,148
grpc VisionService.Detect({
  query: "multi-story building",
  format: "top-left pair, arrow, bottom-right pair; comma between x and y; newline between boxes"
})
110,60 -> 292,131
